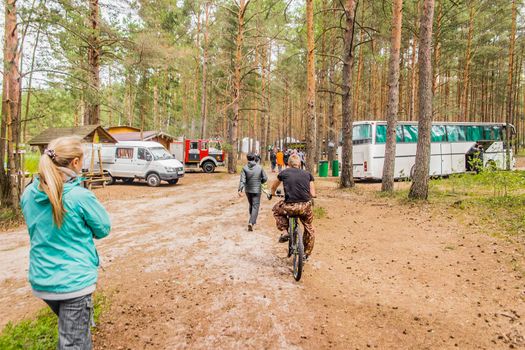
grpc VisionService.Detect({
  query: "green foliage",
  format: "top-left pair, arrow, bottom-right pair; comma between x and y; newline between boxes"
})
0,294 -> 108,350
24,152 -> 40,175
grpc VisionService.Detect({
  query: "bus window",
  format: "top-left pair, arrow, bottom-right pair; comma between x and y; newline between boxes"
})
446,125 -> 466,142
403,125 -> 418,143
484,126 -> 502,140
466,126 -> 484,141
375,125 -> 403,143
375,125 -> 386,143
353,124 -> 372,144
431,125 -> 446,142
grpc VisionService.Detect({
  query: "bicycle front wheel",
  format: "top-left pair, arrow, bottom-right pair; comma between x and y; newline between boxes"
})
292,226 -> 304,281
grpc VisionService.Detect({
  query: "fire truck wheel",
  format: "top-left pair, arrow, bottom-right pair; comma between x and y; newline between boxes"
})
146,173 -> 161,187
168,179 -> 179,185
202,162 -> 216,173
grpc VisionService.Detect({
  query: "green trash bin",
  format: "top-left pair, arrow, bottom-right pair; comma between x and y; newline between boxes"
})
318,160 -> 329,177
332,160 -> 340,177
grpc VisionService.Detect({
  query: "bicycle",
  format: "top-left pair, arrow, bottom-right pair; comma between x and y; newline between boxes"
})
264,187 -> 305,281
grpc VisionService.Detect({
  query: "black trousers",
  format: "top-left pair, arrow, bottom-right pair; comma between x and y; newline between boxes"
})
246,192 -> 261,225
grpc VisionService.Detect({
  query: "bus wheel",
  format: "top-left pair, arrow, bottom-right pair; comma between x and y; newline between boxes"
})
202,162 -> 216,173
147,173 -> 161,187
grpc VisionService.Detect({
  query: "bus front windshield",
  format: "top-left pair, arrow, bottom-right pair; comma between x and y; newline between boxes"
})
150,147 -> 173,160
353,124 -> 372,144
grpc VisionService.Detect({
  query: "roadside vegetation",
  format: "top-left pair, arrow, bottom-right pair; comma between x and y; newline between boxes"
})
387,170 -> 525,238
0,293 -> 108,349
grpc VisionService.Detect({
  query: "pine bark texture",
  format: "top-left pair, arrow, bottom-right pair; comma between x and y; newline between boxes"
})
505,0 -> 517,170
84,0 -> 100,125
381,0 -> 403,192
227,0 -> 247,174
408,0 -> 435,200
200,2 -> 210,139
1,0 -> 21,207
340,0 -> 357,188
305,0 -> 316,173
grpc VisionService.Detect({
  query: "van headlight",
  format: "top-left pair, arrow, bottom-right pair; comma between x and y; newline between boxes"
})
165,166 -> 177,173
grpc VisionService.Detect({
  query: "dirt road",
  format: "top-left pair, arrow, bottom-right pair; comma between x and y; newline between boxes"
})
1,172 -> 524,349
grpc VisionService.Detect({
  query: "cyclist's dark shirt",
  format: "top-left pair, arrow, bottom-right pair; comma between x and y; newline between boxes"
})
277,168 -> 314,203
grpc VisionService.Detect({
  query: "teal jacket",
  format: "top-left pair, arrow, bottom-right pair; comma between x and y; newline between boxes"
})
20,177 -> 111,293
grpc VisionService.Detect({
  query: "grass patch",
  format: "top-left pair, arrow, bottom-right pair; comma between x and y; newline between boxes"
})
386,170 -> 525,238
313,206 -> 327,219
0,293 -> 109,350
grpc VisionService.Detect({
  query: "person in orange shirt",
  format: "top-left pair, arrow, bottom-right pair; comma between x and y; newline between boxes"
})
276,149 -> 285,172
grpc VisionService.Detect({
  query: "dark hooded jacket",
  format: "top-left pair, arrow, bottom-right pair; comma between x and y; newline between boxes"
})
238,161 -> 268,194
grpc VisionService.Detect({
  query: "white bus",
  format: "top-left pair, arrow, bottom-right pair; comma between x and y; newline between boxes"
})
338,121 -> 515,180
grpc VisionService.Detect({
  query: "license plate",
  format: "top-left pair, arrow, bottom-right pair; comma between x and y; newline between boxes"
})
178,171 -> 184,175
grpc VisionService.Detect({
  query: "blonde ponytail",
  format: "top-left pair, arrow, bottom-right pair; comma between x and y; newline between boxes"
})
38,136 -> 84,227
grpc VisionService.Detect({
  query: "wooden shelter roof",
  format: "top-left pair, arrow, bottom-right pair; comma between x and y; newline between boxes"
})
29,125 -> 117,146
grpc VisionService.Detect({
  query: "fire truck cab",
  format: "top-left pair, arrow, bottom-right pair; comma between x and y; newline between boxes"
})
171,139 -> 225,173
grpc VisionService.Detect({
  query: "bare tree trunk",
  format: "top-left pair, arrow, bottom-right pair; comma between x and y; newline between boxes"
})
200,1 -> 210,139
305,0 -> 317,173
227,0 -> 247,174
260,42 -> 268,161
1,0 -> 21,207
84,0 -> 100,125
381,0 -> 403,192
505,0 -> 517,170
460,2 -> 474,120
340,0 -> 357,188
408,0 -> 435,200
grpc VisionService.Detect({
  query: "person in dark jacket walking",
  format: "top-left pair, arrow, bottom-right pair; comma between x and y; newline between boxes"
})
270,149 -> 277,172
238,153 -> 268,231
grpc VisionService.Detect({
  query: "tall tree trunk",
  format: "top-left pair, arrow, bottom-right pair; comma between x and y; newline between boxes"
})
505,0 -> 517,170
200,1 -> 210,139
1,0 -> 21,207
260,43 -> 268,161
381,0 -> 403,192
84,0 -> 100,125
305,0 -> 317,173
460,2 -> 474,120
340,0 -> 357,188
408,0 -> 435,200
227,0 -> 247,174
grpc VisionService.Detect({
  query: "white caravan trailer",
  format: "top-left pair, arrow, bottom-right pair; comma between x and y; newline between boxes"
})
85,141 -> 185,187
338,121 -> 515,180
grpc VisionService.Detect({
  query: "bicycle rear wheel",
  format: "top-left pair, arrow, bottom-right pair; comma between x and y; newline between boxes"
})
292,226 -> 304,281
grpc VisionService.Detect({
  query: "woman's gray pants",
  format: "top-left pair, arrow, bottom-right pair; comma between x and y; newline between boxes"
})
44,294 -> 94,350
246,192 -> 261,225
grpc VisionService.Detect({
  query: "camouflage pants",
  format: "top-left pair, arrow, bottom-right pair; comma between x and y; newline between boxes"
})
272,200 -> 315,256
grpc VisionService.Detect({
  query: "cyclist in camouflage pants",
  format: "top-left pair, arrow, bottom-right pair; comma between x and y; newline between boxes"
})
271,154 -> 316,258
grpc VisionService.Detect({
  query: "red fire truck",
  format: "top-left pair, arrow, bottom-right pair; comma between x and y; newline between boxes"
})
171,139 -> 226,173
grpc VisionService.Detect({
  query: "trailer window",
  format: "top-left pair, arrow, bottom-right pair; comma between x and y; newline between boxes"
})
403,125 -> 418,143
375,125 -> 403,144
431,125 -> 446,142
116,148 -> 133,159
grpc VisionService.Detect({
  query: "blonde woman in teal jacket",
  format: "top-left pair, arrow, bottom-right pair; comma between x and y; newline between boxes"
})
21,136 -> 111,350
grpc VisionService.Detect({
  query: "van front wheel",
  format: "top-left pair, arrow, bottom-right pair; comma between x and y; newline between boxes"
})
146,173 -> 161,187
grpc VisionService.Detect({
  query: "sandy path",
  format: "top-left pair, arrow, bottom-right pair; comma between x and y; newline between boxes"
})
1,172 -> 524,349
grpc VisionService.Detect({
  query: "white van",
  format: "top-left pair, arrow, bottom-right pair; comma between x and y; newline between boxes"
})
85,141 -> 185,187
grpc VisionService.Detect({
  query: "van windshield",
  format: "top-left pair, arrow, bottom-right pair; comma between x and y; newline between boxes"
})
150,147 -> 173,160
